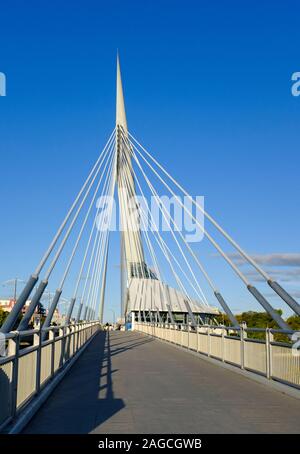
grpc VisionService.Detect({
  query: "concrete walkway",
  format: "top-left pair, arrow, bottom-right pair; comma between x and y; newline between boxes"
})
23,331 -> 300,434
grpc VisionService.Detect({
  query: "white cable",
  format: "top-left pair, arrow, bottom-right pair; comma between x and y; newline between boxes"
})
119,152 -> 163,281
81,149 -> 116,316
128,136 -> 250,286
120,151 -> 200,304
44,135 -> 115,281
59,141 -> 115,289
120,136 -> 209,305
88,155 -> 116,319
117,137 -> 147,279
73,134 -> 116,299
34,128 -> 115,276
138,164 -> 216,291
84,145 -> 117,318
128,130 -> 271,282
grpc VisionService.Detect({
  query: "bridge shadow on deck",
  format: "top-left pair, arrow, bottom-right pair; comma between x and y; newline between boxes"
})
23,331 -> 300,434
23,331 -> 153,434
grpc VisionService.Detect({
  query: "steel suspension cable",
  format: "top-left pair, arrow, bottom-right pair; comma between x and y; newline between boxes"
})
86,152 -> 117,320
126,134 -> 290,330
0,129 -> 116,333
119,150 -> 201,307
79,146 -> 116,320
128,131 -> 300,316
18,138 -> 115,331
119,141 -> 208,305
129,151 -> 238,323
75,137 -> 117,321
43,141 -> 116,330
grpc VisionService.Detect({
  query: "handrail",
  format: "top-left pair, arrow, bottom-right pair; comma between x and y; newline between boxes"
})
135,322 -> 300,390
136,321 -> 297,336
0,320 -> 101,432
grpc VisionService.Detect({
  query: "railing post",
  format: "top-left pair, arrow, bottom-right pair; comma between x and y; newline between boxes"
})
79,323 -> 83,348
79,322 -> 82,349
49,329 -> 55,378
269,330 -> 273,379
266,328 -> 273,379
71,324 -> 75,357
187,325 -> 190,349
34,330 -> 42,394
197,326 -> 199,352
75,323 -> 79,352
207,327 -> 211,357
9,332 -> 20,419
222,327 -> 225,362
60,326 -> 66,366
240,325 -> 245,370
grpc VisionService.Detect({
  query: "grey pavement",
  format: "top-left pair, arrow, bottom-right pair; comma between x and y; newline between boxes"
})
23,331 -> 300,434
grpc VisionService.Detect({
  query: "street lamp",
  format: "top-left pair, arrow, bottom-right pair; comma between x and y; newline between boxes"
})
109,308 -> 116,324
58,297 -> 70,315
1,278 -> 26,301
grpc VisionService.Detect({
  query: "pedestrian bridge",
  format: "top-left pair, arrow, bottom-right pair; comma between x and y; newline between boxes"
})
2,328 -> 298,434
1,55 -> 300,435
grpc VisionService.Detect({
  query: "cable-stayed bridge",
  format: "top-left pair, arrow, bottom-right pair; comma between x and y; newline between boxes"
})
0,55 -> 300,434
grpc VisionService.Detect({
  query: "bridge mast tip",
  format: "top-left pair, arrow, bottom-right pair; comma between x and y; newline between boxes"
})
116,52 -> 128,131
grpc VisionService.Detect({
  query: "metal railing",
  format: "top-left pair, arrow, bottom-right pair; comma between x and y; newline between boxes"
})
135,322 -> 300,390
0,321 -> 100,431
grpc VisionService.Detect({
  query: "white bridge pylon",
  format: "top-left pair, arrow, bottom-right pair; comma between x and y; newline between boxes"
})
1,54 -> 299,334
115,55 -> 218,325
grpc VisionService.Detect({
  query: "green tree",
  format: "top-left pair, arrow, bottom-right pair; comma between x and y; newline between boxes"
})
0,308 -> 23,329
215,313 -> 232,326
215,309 -> 297,342
286,315 -> 300,331
0,308 -> 9,327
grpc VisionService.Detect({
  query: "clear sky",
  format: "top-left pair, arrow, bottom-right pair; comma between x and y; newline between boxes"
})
0,0 -> 299,321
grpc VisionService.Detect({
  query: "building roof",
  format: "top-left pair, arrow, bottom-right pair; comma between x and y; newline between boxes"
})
127,278 -> 219,315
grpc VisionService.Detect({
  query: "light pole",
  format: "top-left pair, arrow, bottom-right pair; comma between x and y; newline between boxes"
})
1,278 -> 26,301
58,297 -> 70,319
109,308 -> 116,325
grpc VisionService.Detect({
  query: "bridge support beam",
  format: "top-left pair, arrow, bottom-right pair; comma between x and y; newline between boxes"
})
214,291 -> 239,327
156,309 -> 163,323
41,289 -> 62,340
65,297 -> 76,325
0,274 -> 38,333
166,304 -> 175,324
76,300 -> 84,322
185,301 -> 197,327
18,279 -> 48,331
247,285 -> 290,331
268,280 -> 300,316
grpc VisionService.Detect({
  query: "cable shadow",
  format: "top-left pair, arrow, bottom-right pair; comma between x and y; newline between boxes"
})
21,330 -> 154,433
92,330 -> 125,429
108,338 -> 154,358
22,331 -> 123,433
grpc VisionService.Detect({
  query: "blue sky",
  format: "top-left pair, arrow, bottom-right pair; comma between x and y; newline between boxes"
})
0,0 -> 299,321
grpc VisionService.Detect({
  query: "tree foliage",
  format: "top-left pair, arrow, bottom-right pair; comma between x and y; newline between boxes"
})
0,308 -> 8,327
215,310 -> 300,342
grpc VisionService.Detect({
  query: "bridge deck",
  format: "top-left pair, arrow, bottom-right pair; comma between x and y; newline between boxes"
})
23,331 -> 300,434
